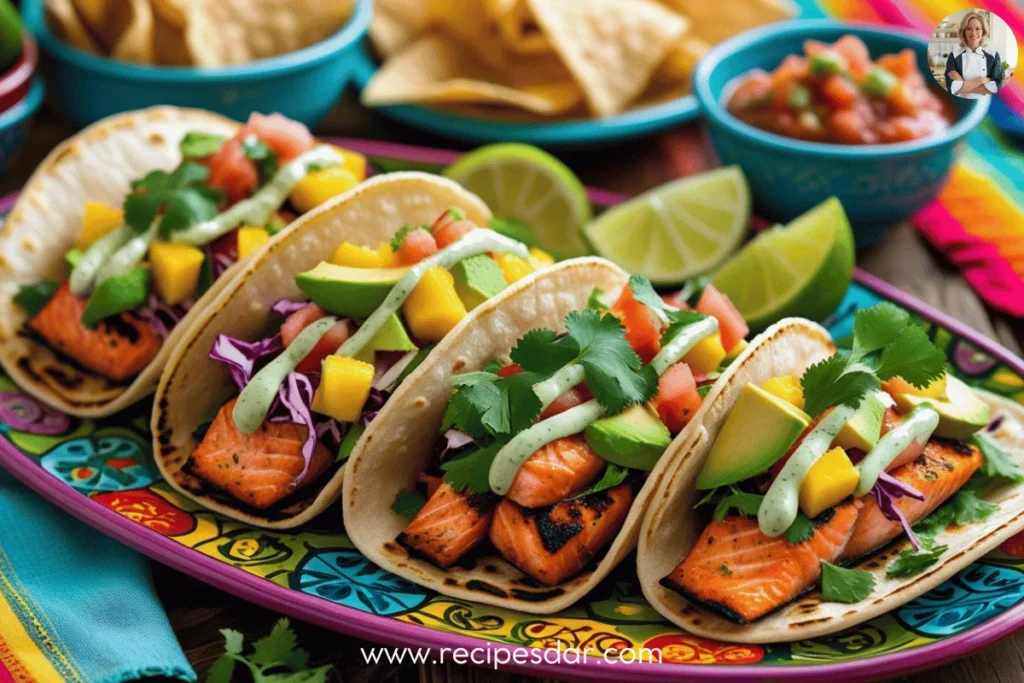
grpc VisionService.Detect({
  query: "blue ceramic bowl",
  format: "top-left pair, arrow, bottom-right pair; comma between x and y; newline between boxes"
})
693,20 -> 989,244
0,77 -> 44,174
21,0 -> 370,128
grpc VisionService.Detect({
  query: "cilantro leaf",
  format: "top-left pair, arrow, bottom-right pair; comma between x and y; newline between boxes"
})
660,309 -> 711,347
974,432 -> 1024,486
441,375 -> 503,439
250,618 -> 298,667
391,489 -> 427,519
443,370 -> 542,438
220,628 -> 244,655
851,302 -> 909,361
242,134 -> 278,180
448,206 -> 465,221
713,488 -> 763,520
628,274 -> 666,317
442,441 -> 503,494
565,309 -> 657,413
785,513 -> 816,544
205,655 -> 235,683
180,131 -> 226,158
510,328 -> 579,375
887,541 -> 947,578
800,354 -> 879,417
694,487 -> 720,509
124,162 -> 222,237
570,463 -> 630,499
14,280 -> 59,318
586,287 -> 609,312
821,561 -> 876,603
489,217 -> 536,247
915,486 -> 997,540
389,225 -> 428,252
875,324 -> 947,388
481,359 -> 504,375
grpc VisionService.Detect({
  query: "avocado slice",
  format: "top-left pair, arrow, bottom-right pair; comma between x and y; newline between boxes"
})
585,404 -> 671,471
296,262 -> 410,319
450,254 -> 508,310
80,267 -> 151,328
832,392 -> 885,452
696,383 -> 812,490
892,375 -> 989,441
355,314 -> 417,363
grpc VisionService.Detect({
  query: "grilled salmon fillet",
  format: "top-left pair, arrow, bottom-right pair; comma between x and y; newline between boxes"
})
188,399 -> 333,509
489,483 -> 633,586
662,501 -> 860,623
841,439 -> 983,560
398,482 -> 496,569
27,283 -> 161,381
505,435 -> 606,509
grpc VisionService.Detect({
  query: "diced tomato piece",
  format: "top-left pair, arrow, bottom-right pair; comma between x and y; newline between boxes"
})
497,363 -> 523,378
820,75 -> 859,109
397,228 -> 438,265
887,81 -> 919,116
661,292 -> 691,310
433,220 -> 476,249
245,113 -> 314,162
833,35 -> 872,78
771,56 -> 810,109
653,363 -> 702,434
540,384 -> 593,420
803,39 -> 829,59
828,109 -> 867,144
695,285 -> 748,353
730,71 -> 773,111
612,286 -> 662,364
207,134 -> 258,204
877,48 -> 917,78
281,303 -> 352,373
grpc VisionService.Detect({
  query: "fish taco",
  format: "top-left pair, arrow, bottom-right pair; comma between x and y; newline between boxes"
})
153,171 -> 561,528
0,106 -> 368,417
343,262 -> 768,612
637,307 -> 1024,642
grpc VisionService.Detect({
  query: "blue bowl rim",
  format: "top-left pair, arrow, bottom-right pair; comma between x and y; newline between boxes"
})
693,18 -> 990,159
0,76 -> 44,130
21,0 -> 371,82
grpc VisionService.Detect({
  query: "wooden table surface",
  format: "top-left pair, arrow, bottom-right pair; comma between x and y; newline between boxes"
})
4,94 -> 1024,683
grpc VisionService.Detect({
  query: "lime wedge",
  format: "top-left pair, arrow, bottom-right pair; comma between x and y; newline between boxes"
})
583,166 -> 750,285
712,197 -> 855,331
444,144 -> 592,259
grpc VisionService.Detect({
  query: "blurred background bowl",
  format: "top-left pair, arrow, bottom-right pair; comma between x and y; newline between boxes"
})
21,0 -> 370,128
0,75 -> 44,172
0,31 -> 36,112
694,19 -> 989,245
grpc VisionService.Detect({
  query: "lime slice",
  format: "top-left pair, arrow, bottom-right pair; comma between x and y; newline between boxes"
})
712,197 -> 855,331
583,166 -> 750,285
444,144 -> 592,258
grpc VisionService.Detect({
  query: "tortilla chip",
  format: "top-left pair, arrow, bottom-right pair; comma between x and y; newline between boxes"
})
658,0 -> 796,44
427,0 -> 508,67
150,0 -> 186,28
110,0 -> 155,63
653,35 -> 710,86
45,0 -> 103,53
185,0 -> 355,66
153,7 -> 192,66
526,0 -> 688,117
371,0 -> 430,58
363,33 -> 582,116
485,0 -> 549,55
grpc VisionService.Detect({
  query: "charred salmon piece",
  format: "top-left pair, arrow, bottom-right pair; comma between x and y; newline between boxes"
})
489,483 -> 633,586
505,434 -> 606,509
841,439 -> 983,560
188,399 -> 333,510
398,482 -> 496,569
662,501 -> 860,624
27,283 -> 161,382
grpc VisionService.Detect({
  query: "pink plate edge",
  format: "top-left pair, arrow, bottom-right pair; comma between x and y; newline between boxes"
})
0,139 -> 1023,682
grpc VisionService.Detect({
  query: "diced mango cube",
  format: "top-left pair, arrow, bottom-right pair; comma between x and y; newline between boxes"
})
376,244 -> 398,267
884,374 -> 947,400
290,167 -> 360,214
236,227 -> 270,259
403,267 -> 467,341
334,145 -> 367,180
723,339 -> 747,363
761,375 -> 805,410
528,247 -> 555,268
77,201 -> 123,249
149,241 -> 205,306
799,447 -> 859,518
331,242 -> 390,269
682,333 -> 727,375
493,253 -> 534,284
312,356 -> 375,423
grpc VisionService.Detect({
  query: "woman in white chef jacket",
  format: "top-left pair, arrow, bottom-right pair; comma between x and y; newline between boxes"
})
945,12 -> 1005,98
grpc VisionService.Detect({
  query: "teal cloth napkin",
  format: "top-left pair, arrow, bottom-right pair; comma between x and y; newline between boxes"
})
0,467 -> 196,683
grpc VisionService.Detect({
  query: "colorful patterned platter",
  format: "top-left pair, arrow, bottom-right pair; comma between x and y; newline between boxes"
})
3,140 -> 1024,682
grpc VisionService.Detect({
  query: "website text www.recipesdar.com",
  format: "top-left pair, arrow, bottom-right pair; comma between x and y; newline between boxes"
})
361,642 -> 662,669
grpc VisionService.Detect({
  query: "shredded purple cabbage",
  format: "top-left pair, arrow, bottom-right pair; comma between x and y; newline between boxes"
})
359,388 -> 388,427
439,429 -> 475,462
271,298 -> 308,317
212,253 -> 235,278
372,351 -> 408,385
209,333 -> 283,389
276,372 -> 320,485
138,293 -> 191,340
872,470 -> 926,551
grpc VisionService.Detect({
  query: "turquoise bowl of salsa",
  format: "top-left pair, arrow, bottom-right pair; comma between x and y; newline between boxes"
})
693,20 -> 989,245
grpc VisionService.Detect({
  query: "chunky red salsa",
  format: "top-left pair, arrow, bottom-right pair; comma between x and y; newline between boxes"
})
726,35 -> 957,144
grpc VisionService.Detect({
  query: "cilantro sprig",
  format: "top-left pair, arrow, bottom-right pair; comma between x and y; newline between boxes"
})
703,486 -> 816,543
208,618 -> 332,683
124,162 -> 223,238
441,370 -> 542,439
821,561 -> 876,603
441,441 -> 504,494
800,303 -> 947,417
391,489 -> 427,519
626,275 -> 708,347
